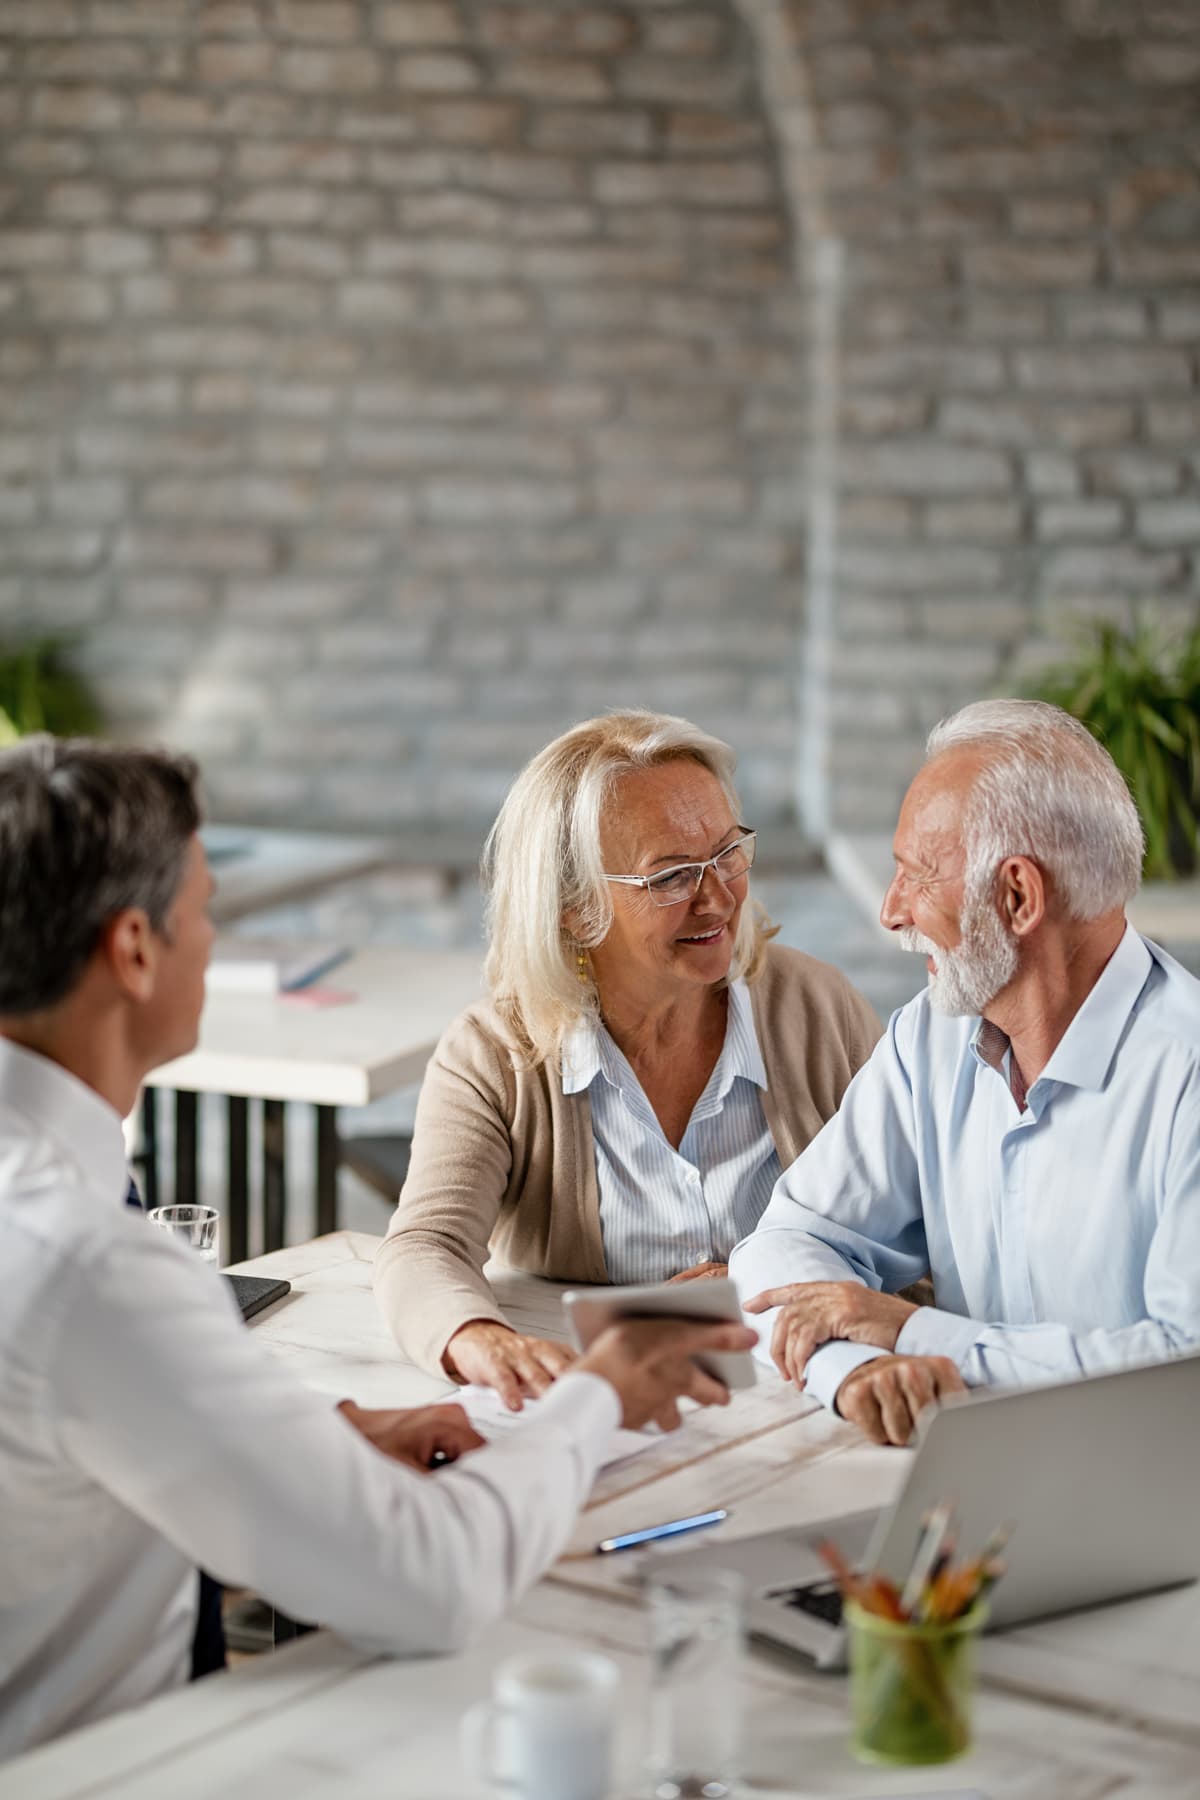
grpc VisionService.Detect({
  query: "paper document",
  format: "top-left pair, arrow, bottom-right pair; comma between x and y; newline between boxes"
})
206,936 -> 349,995
459,1384 -> 670,1471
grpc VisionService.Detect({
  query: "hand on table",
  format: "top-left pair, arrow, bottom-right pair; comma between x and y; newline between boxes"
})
745,1280 -> 920,1388
578,1317 -> 757,1433
666,1260 -> 728,1283
443,1320 -> 577,1412
338,1400 -> 486,1472
834,1355 -> 965,1447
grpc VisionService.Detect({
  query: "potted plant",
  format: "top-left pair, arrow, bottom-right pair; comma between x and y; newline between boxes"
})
0,637 -> 102,744
1024,615 -> 1200,880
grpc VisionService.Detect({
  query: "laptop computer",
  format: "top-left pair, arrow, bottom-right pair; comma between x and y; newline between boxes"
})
643,1350 -> 1200,1669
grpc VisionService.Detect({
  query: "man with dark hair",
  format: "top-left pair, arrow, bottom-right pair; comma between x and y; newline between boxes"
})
0,737 -> 754,1757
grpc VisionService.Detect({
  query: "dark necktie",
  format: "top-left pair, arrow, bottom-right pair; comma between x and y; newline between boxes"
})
125,1170 -> 226,1678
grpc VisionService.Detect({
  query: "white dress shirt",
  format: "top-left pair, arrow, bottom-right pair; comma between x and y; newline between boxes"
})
0,1039 -> 619,1759
562,979 -> 781,1283
731,928 -> 1200,1410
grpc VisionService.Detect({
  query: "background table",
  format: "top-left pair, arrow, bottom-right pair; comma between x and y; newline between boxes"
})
143,951 -> 482,1259
202,825 -> 394,927
8,1232 -> 1197,1799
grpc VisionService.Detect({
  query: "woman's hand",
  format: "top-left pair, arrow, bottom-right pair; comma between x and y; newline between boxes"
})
443,1320 -> 577,1411
666,1261 -> 729,1283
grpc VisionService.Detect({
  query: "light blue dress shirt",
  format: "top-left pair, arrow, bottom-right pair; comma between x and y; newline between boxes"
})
563,980 -> 781,1284
730,928 -> 1200,1411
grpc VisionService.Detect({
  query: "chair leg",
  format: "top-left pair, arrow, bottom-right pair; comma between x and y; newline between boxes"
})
316,1105 -> 339,1237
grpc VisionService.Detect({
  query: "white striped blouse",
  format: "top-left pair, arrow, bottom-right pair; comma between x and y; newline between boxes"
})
561,979 -> 782,1285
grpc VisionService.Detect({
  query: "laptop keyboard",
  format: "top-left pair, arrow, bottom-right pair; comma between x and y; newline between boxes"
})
769,1579 -> 845,1626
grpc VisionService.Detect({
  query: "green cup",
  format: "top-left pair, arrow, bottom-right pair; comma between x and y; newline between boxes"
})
845,1600 -> 987,1766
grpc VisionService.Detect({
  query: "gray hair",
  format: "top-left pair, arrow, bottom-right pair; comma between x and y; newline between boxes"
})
926,698 -> 1144,919
483,709 -> 776,1064
0,736 -> 202,1015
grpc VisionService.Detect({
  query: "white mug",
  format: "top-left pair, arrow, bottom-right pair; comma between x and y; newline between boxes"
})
460,1649 -> 619,1800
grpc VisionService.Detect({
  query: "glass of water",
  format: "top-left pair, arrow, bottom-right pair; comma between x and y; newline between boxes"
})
148,1204 -> 220,1265
646,1567 -> 743,1800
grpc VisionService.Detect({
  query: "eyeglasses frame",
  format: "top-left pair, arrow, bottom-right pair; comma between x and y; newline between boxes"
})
602,828 -> 758,908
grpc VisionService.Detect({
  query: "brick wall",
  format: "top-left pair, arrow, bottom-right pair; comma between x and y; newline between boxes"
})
750,0 -> 1200,832
0,0 -> 805,829
4,1 -> 1199,839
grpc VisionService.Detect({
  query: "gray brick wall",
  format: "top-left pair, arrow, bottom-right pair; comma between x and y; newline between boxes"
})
0,0 -> 805,828
3,0 -> 1199,839
752,0 -> 1200,832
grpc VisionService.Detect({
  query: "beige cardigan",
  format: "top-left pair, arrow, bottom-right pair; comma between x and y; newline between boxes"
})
374,944 -> 882,1377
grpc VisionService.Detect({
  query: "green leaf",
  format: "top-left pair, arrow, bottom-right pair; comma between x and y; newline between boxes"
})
1023,610 -> 1200,879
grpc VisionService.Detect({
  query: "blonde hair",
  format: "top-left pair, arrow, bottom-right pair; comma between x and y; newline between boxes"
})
483,709 -> 777,1065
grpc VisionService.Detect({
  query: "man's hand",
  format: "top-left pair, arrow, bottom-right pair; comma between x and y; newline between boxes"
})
577,1318 -> 757,1432
745,1281 -> 919,1387
834,1355 -> 965,1447
666,1260 -> 728,1284
338,1400 -> 486,1472
443,1320 -> 577,1412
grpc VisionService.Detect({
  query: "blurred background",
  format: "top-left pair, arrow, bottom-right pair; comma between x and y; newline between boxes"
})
3,0 -> 1198,842
3,0 -> 1199,1237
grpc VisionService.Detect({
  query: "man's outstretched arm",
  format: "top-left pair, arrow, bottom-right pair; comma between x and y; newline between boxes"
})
730,1007 -> 929,1407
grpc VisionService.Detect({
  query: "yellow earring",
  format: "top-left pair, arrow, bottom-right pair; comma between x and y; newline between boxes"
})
576,946 -> 589,986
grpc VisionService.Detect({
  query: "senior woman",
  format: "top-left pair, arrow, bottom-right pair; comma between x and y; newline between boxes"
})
374,710 -> 881,1406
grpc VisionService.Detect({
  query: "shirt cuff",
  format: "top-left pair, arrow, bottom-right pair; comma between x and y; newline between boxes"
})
896,1305 -> 981,1369
532,1368 -> 623,1449
803,1340 -> 890,1413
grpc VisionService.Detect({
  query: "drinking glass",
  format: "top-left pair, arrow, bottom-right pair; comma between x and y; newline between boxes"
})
646,1567 -> 743,1800
148,1204 -> 220,1266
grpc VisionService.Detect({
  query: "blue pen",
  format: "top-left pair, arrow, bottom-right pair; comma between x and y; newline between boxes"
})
595,1509 -> 729,1555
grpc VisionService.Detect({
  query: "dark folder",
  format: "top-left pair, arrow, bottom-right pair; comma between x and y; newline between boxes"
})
223,1273 -> 291,1322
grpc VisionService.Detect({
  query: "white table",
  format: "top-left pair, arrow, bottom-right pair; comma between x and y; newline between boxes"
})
144,951 -> 483,1257
8,1233 -> 1198,1800
203,825 -> 395,927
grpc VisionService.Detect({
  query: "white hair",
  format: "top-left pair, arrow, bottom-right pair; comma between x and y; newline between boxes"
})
926,698 -> 1144,920
483,709 -> 777,1064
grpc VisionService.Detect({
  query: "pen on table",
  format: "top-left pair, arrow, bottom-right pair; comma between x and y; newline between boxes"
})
595,1509 -> 729,1555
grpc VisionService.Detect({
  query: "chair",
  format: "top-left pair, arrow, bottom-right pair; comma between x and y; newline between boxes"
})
338,1133 -> 412,1205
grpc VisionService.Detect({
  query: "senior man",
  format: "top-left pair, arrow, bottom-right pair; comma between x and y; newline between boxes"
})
730,698 -> 1200,1447
0,736 -> 754,1758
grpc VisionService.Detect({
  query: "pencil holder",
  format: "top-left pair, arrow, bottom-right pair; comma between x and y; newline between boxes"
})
845,1600 -> 987,1766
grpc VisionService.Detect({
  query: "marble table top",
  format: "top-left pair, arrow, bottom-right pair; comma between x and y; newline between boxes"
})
6,1231 -> 1197,1800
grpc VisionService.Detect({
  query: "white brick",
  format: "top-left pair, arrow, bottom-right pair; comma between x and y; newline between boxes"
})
423,478 -> 583,523
82,229 -> 155,273
1087,452 -> 1184,497
1013,346 -> 1190,393
1035,501 -> 1125,541
1043,546 -> 1185,594
842,440 -> 1013,496
1136,501 -> 1200,547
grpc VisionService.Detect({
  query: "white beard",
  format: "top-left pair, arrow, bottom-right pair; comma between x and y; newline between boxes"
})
898,891 -> 1018,1017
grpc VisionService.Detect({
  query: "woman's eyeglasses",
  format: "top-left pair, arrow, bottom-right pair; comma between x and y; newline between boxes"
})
603,829 -> 757,908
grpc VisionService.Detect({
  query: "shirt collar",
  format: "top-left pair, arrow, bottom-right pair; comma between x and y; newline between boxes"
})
560,978 -> 767,1097
561,1012 -> 602,1096
0,1037 -> 130,1208
970,922 -> 1151,1095
723,978 -> 768,1093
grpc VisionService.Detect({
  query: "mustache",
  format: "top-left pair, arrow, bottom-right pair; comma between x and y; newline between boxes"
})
897,928 -> 938,956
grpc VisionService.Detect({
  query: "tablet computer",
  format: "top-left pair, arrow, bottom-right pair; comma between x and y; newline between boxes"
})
562,1278 -> 756,1391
